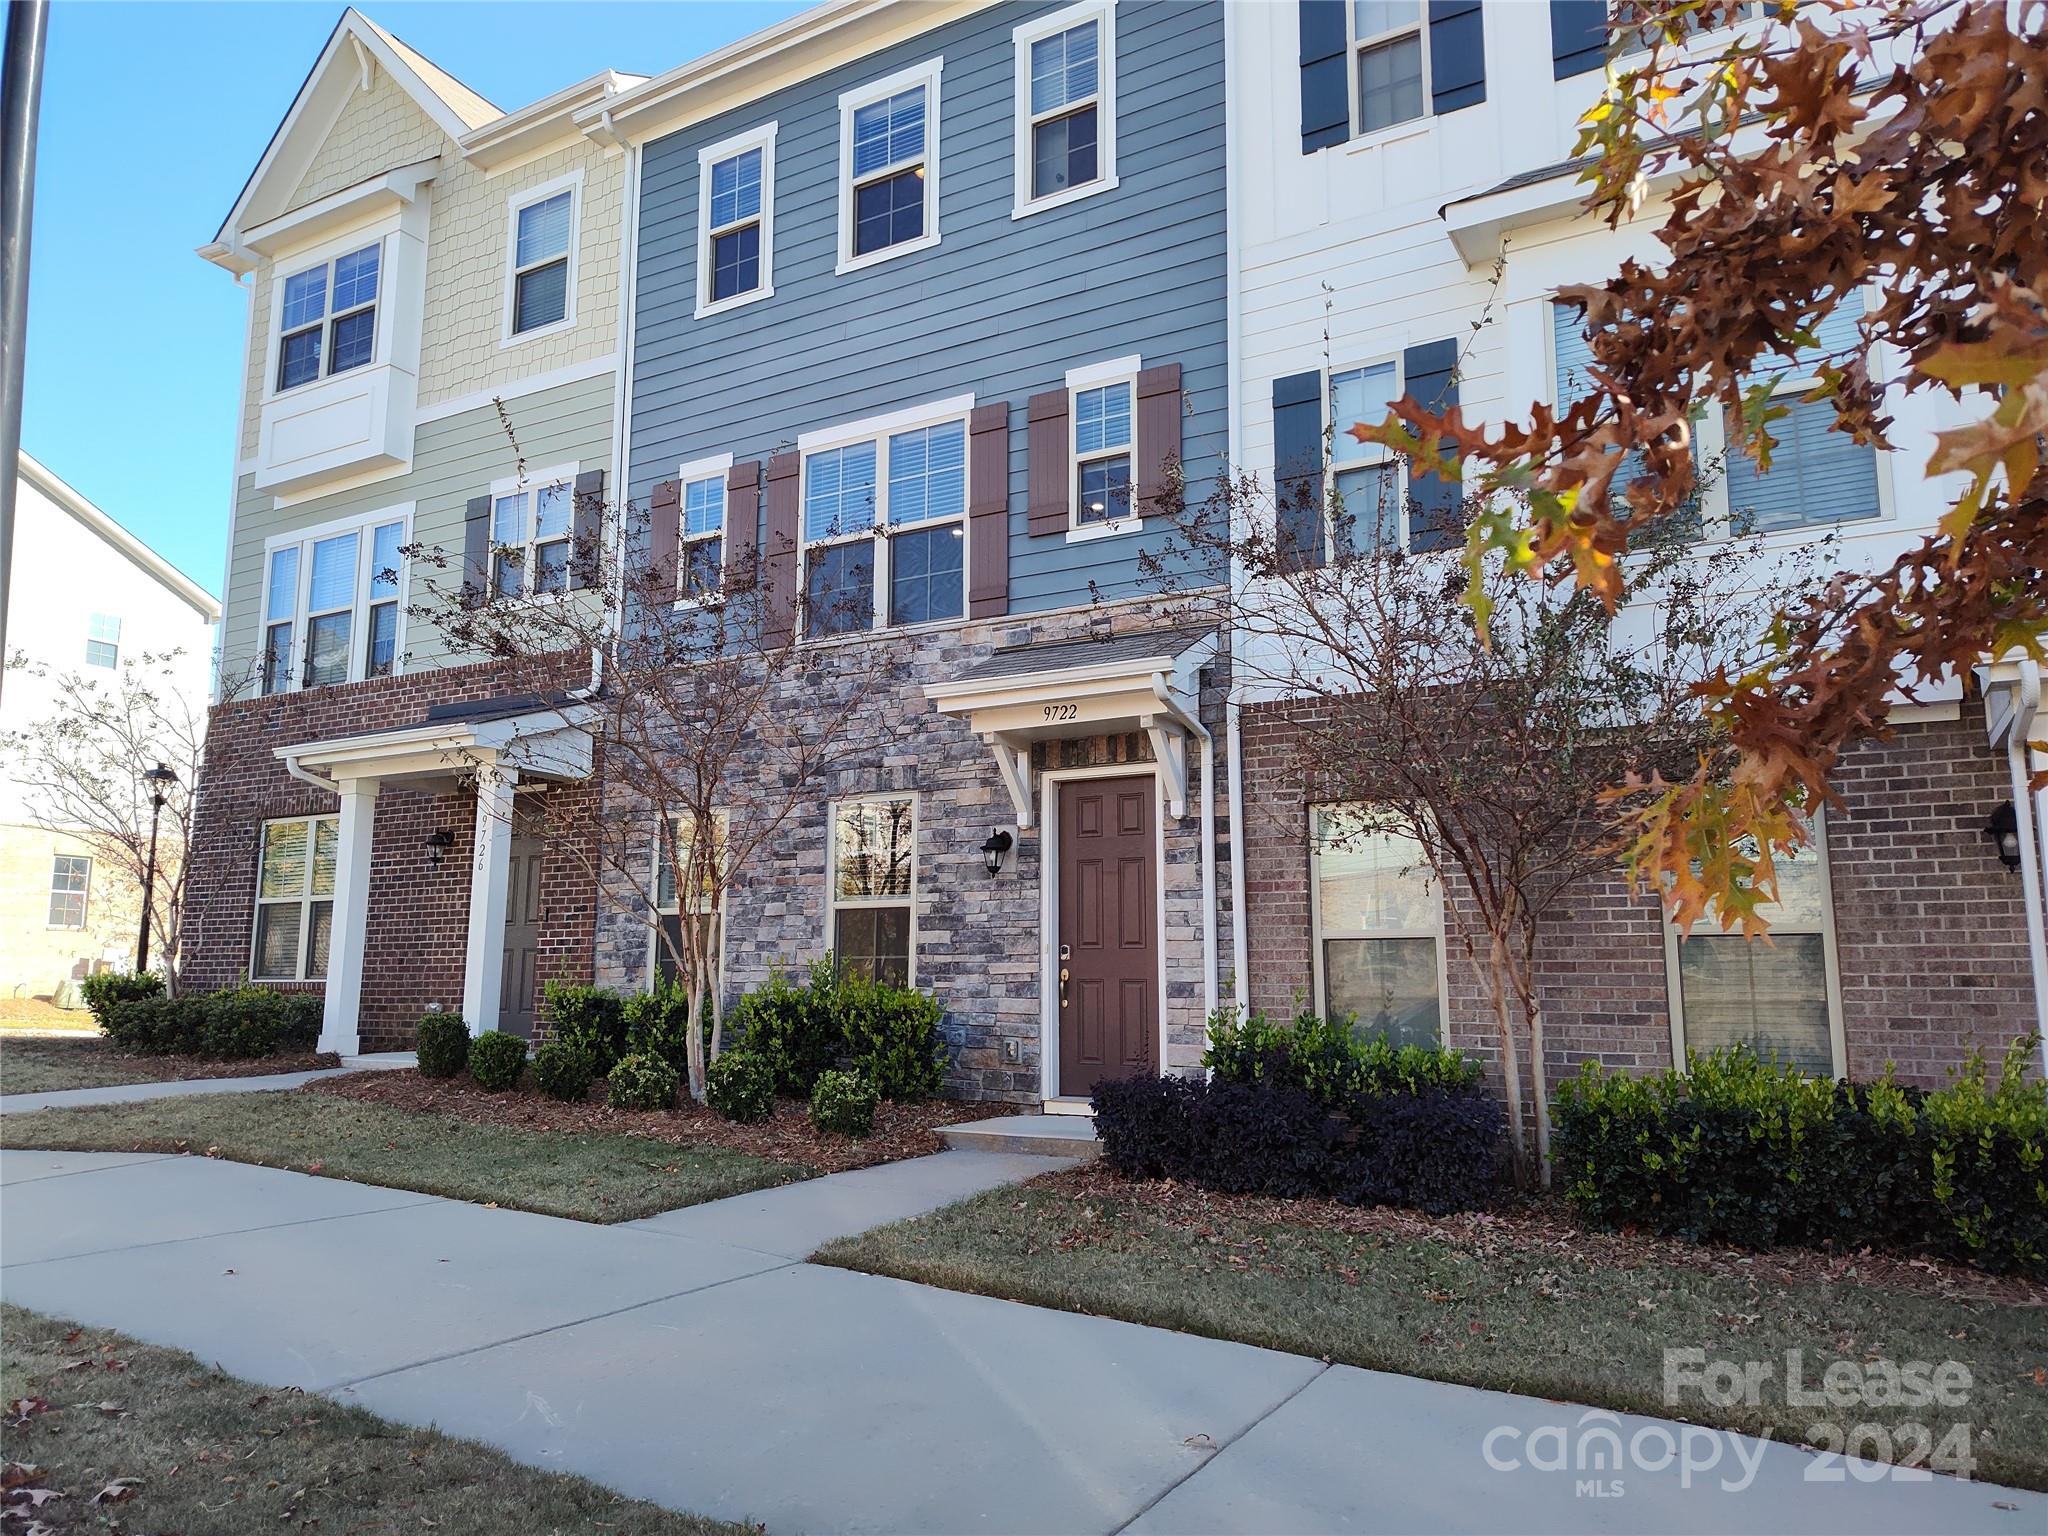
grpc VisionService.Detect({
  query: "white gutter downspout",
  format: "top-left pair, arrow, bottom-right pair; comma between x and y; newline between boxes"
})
1150,673 -> 1219,1025
2003,659 -> 2048,1075
576,130 -> 642,702
1220,0 -> 1251,1021
284,755 -> 338,794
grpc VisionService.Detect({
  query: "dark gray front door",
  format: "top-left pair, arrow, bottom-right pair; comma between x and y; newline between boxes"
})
499,831 -> 544,1038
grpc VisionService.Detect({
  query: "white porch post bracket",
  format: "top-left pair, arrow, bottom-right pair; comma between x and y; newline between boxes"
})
461,763 -> 519,1035
1140,715 -> 1191,820
320,775 -> 381,1056
983,731 -> 1037,830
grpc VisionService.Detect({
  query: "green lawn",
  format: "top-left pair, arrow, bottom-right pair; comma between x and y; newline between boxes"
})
817,1175 -> 2048,1491
1,1034 -> 190,1095
0,1089 -> 808,1222
1,1304 -> 755,1535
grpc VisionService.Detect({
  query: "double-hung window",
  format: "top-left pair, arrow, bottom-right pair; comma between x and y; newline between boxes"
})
696,127 -> 775,315
653,812 -> 727,990
276,242 -> 379,391
1329,360 -> 1404,553
1351,2 -> 1427,136
1310,809 -> 1444,1049
252,815 -> 337,982
47,854 -> 89,929
1666,825 -> 1844,1077
508,180 -> 576,338
261,507 -> 409,694
677,459 -> 729,602
1014,2 -> 1116,213
801,400 -> 968,636
85,613 -> 121,669
1068,357 -> 1138,534
829,796 -> 916,985
491,465 -> 576,599
839,60 -> 941,270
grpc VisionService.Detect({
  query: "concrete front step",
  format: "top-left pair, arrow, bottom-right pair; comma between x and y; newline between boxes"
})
938,1113 -> 1101,1159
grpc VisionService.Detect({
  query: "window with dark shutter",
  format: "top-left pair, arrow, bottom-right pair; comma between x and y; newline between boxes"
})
462,495 -> 491,609
1401,339 -> 1462,553
1272,370 -> 1326,568
762,453 -> 800,644
1298,1 -> 1350,153
648,479 -> 682,601
723,460 -> 762,591
1550,0 -> 1609,78
1026,390 -> 1071,536
1135,364 -> 1183,519
1427,1 -> 1486,115
967,403 -> 1010,618
572,469 -> 604,590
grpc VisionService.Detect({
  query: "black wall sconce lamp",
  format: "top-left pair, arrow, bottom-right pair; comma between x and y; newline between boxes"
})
425,828 -> 456,870
980,828 -> 1014,876
1985,802 -> 2022,873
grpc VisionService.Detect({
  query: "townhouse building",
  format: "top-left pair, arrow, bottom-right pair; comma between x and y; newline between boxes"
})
1227,1 -> 2046,1087
180,0 -> 2042,1103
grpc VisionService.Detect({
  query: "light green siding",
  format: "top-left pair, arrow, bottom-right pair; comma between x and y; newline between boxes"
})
222,373 -> 614,684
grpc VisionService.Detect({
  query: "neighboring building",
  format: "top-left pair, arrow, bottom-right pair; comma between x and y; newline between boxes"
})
0,454 -> 219,1003
183,9 -> 638,1050
1226,1 -> 2044,1089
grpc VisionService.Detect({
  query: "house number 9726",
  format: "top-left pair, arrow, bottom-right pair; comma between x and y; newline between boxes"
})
1042,704 -> 1079,723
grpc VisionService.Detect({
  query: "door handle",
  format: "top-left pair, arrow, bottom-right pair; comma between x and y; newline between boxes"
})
1059,966 -> 1070,1008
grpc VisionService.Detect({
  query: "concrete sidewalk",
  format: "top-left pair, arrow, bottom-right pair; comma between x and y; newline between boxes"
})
1,1150 -> 2038,1535
0,1051 -> 415,1114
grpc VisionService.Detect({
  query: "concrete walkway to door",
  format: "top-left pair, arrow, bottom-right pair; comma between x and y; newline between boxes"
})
1,1148 -> 2039,1535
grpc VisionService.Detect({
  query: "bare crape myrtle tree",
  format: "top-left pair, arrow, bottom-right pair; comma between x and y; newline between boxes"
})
406,415 -> 894,1102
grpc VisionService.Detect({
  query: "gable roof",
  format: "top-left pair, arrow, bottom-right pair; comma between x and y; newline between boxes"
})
17,454 -> 220,622
210,8 -> 503,247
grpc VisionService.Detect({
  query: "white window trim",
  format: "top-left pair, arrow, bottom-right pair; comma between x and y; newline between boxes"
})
1065,354 -> 1142,542
1323,353 -> 1418,555
1662,814 -> 1848,1079
798,394 -> 975,637
47,854 -> 89,931
249,814 -> 337,983
835,57 -> 944,277
500,170 -> 584,348
674,452 -> 736,609
488,461 -> 582,603
694,124 -> 778,320
649,812 -> 729,990
260,502 -> 414,693
825,793 -> 920,987
1011,0 -> 1120,220
1544,287 -> 1896,548
85,613 -> 121,669
1345,0 -> 1431,147
264,223 -> 393,403
1306,806 -> 1451,1036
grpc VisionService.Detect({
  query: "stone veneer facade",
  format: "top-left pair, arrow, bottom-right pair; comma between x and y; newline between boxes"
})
1238,695 -> 2035,1098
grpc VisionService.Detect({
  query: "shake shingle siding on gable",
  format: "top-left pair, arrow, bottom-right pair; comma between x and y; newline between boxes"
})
628,0 -> 1227,616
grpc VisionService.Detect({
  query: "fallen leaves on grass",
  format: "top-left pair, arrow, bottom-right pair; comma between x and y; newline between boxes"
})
2,1403 -> 46,1430
91,1477 -> 142,1505
308,1068 -> 992,1174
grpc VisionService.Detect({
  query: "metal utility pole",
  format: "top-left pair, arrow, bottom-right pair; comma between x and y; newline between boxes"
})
0,0 -> 51,678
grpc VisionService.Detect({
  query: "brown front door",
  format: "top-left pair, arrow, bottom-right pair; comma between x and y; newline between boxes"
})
1056,774 -> 1158,1097
499,830 -> 544,1039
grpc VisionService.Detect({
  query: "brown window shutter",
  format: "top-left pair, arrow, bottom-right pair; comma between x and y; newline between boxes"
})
724,459 -> 762,589
1026,389 -> 1070,537
649,479 -> 682,600
571,469 -> 605,590
967,402 -> 1010,618
762,453 -> 800,645
463,494 -> 492,608
1135,363 -> 1183,518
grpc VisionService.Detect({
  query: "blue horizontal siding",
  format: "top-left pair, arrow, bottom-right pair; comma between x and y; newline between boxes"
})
627,0 -> 1228,615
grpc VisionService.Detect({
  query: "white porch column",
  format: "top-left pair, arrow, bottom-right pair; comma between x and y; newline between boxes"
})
320,776 -> 380,1056
461,766 -> 519,1035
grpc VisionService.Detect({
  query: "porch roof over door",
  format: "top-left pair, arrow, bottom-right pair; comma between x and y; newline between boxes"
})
276,693 -> 596,791
923,627 -> 1218,828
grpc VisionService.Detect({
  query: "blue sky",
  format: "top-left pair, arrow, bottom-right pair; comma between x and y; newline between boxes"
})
21,1 -> 807,595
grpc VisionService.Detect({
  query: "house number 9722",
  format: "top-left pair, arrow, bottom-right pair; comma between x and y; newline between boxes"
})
1043,703 -> 1079,723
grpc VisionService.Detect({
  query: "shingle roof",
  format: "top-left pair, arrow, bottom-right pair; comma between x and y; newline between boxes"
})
954,627 -> 1215,685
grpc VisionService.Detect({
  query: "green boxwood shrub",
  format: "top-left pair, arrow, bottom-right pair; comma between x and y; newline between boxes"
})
103,995 -> 207,1056
532,1041 -> 597,1102
810,1068 -> 878,1138
468,1030 -> 528,1092
624,982 -> 701,1078
608,1051 -> 679,1112
541,982 -> 629,1074
1203,1006 -> 1480,1103
839,976 -> 945,1101
727,962 -> 841,1094
79,971 -> 162,1030
1552,1039 -> 2048,1274
706,1050 -> 777,1124
99,985 -> 326,1061
415,1014 -> 471,1079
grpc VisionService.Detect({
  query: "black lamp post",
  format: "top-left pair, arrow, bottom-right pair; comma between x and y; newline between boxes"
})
136,762 -> 177,974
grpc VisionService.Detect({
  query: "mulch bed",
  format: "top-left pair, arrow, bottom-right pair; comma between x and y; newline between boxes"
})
1035,1161 -> 2048,1309
21,1046 -> 343,1084
307,1068 -> 998,1174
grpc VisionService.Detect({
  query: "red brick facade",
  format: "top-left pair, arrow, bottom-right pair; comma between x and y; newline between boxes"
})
182,657 -> 597,1053
1238,696 -> 2035,1093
